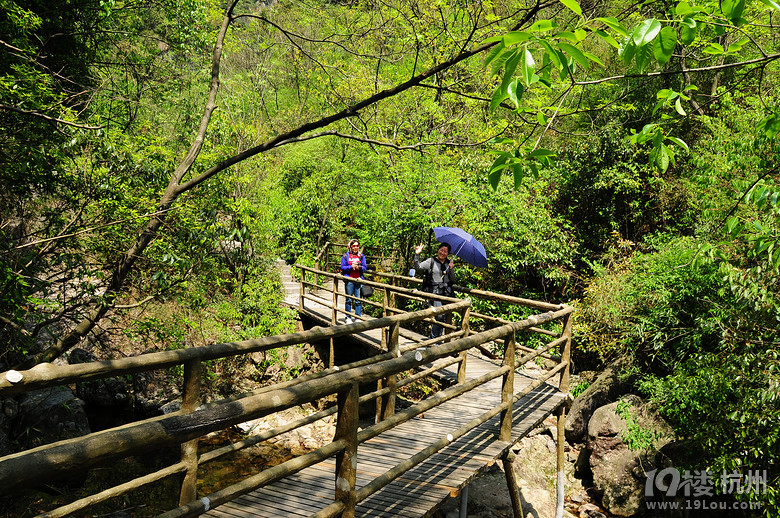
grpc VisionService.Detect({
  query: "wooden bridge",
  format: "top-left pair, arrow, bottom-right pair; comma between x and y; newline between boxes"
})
0,250 -> 573,518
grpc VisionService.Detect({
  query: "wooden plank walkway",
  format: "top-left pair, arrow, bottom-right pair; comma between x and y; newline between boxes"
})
206,267 -> 567,517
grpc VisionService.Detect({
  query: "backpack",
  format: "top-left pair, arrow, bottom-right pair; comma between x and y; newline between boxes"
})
421,269 -> 433,292
421,259 -> 451,296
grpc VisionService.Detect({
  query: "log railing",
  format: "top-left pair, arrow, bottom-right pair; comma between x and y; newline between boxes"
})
0,265 -> 573,518
315,242 -> 397,275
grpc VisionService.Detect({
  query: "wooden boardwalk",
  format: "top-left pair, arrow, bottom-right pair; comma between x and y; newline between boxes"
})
205,266 -> 567,518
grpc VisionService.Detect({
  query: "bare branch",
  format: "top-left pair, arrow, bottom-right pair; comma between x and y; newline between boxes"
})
574,53 -> 780,86
0,103 -> 104,130
272,129 -> 508,150
15,209 -> 177,250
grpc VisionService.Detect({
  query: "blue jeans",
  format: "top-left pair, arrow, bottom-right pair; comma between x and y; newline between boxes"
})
345,280 -> 362,316
429,299 -> 446,338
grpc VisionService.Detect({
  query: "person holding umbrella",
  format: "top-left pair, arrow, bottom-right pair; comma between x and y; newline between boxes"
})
413,242 -> 456,339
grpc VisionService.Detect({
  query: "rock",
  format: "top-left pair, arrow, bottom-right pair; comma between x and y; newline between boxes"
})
0,408 -> 13,456
14,385 -> 91,446
578,502 -> 607,517
566,363 -> 635,443
11,385 -> 91,489
586,397 -> 672,517
159,400 -> 181,414
511,434 -> 585,518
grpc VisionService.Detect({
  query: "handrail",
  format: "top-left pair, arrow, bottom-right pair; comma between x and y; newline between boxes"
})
0,300 -> 463,397
158,307 -> 572,518
0,262 -> 574,518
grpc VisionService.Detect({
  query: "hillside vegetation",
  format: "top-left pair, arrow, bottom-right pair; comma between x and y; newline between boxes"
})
1,0 -> 778,513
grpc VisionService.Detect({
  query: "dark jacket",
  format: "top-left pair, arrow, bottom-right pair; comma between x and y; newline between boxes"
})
414,254 -> 455,296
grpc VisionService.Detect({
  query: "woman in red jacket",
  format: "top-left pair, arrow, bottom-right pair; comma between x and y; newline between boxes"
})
340,239 -> 367,324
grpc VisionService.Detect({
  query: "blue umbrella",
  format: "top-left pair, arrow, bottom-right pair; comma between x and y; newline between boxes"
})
433,227 -> 488,268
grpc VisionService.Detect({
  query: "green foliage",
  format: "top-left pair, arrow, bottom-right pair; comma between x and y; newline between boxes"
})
640,349 -> 779,511
1,1 -> 779,513
483,0 -> 778,185
615,398 -> 664,451
570,380 -> 590,398
575,235 -> 726,368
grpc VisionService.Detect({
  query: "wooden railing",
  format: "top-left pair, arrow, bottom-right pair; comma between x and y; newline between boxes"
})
309,253 -> 567,366
315,241 -> 397,275
0,266 -> 573,518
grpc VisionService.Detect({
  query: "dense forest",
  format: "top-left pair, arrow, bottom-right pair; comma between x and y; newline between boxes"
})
1,0 -> 778,514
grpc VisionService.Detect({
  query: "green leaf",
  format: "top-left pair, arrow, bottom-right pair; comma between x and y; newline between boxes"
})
674,97 -> 687,116
490,87 -> 509,112
721,0 -> 746,23
620,38 -> 637,66
583,50 -> 604,66
666,136 -> 689,151
490,48 -> 517,76
528,19 -> 557,32
772,248 -> 780,270
597,16 -> 628,37
656,143 -> 670,171
675,1 -> 694,15
653,26 -> 677,65
702,43 -> 725,55
680,18 -> 697,45
653,129 -> 664,148
559,0 -> 583,17
537,111 -> 547,125
507,79 -> 524,108
558,41 -> 589,70
521,48 -> 536,86
536,38 -> 563,71
632,19 -> 662,46
488,154 -> 509,189
557,31 -> 579,43
574,28 -> 588,41
634,43 -> 653,72
757,114 -> 780,138
483,41 -> 506,66
725,216 -> 741,236
558,49 -> 574,79
529,148 -> 556,158
503,31 -> 533,46
726,38 -> 750,53
760,0 -> 780,12
594,29 -> 620,49
513,164 -> 525,189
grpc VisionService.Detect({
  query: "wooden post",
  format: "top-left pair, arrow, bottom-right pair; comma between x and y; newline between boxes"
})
381,322 -> 400,421
315,258 -> 320,291
179,359 -> 201,505
330,277 -> 338,369
499,331 -> 515,442
457,306 -> 470,384
375,378 -> 384,424
381,286 -> 389,350
299,267 -> 305,310
502,451 -> 526,518
555,310 -> 573,518
334,382 -> 359,518
390,282 -> 396,315
332,277 -> 339,324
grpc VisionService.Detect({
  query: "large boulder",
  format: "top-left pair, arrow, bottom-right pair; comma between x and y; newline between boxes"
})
586,397 -> 672,517
13,385 -> 91,447
566,363 -> 635,443
0,400 -> 15,456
